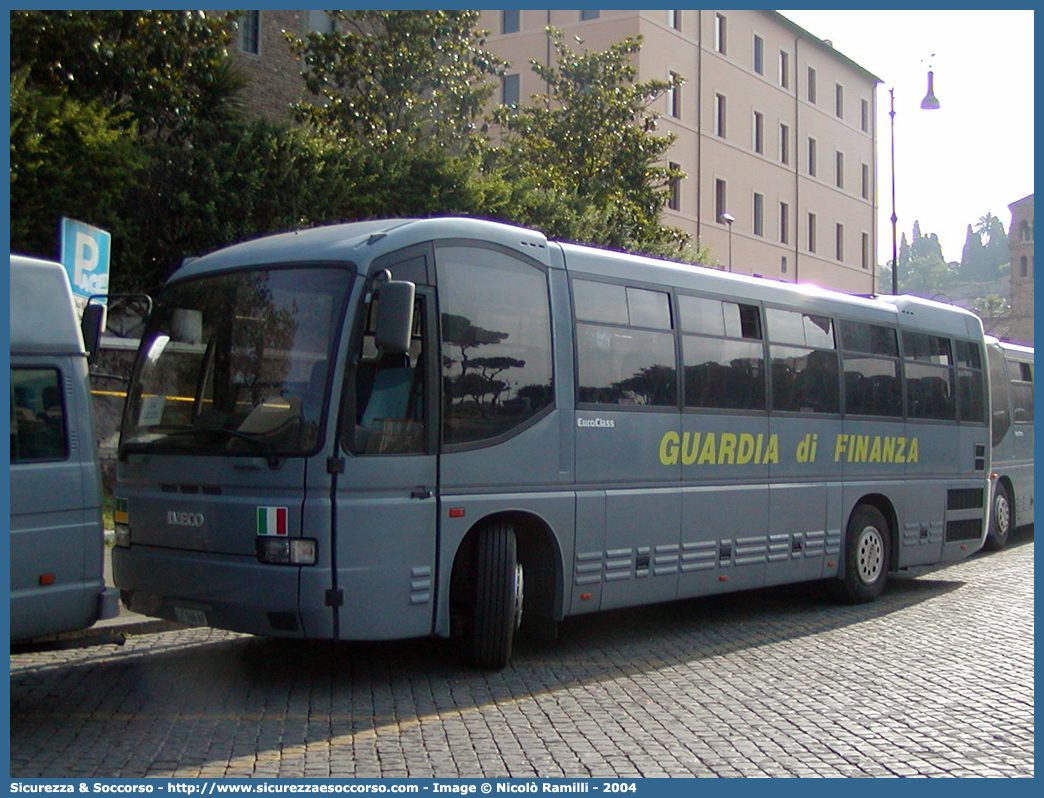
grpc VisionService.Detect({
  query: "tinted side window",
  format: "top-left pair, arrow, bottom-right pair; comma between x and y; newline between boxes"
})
903,332 -> 955,420
955,340 -> 986,423
438,245 -> 553,445
767,309 -> 839,414
1010,360 -> 1034,424
840,321 -> 901,417
679,295 -> 765,411
988,346 -> 1011,445
574,278 -> 677,408
11,368 -> 68,463
349,296 -> 428,455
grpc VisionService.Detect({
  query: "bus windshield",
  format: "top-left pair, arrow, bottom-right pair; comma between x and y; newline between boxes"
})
120,266 -> 353,460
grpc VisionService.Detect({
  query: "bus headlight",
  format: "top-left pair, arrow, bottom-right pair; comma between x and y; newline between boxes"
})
114,524 -> 132,548
256,537 -> 317,566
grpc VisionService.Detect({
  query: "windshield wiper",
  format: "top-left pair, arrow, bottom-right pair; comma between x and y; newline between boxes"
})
156,427 -> 282,469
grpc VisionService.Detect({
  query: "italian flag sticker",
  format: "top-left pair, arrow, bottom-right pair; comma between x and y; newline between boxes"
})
257,506 -> 288,536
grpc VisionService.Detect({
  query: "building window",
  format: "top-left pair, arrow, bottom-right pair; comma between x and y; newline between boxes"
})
807,66 -> 817,103
669,10 -> 682,31
668,163 -> 681,211
836,151 -> 845,189
715,13 -> 727,55
808,212 -> 817,253
779,123 -> 790,165
715,179 -> 727,224
780,202 -> 790,245
781,256 -> 788,274
780,50 -> 790,89
862,232 -> 870,270
808,137 -> 817,177
861,99 -> 869,133
753,193 -> 764,237
668,72 -> 682,118
753,35 -> 764,75
1020,255 -> 1029,277
715,93 -> 727,138
836,223 -> 845,262
307,11 -> 334,34
502,9 -> 520,34
580,10 -> 600,21
835,83 -> 844,118
239,11 -> 260,55
501,74 -> 520,107
753,111 -> 764,154
861,163 -> 870,200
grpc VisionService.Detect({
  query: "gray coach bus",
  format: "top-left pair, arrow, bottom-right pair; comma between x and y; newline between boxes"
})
984,337 -> 1034,550
10,255 -> 119,641
112,218 -> 990,668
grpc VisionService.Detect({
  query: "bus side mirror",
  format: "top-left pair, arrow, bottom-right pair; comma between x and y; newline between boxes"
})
375,280 -> 415,354
81,301 -> 107,364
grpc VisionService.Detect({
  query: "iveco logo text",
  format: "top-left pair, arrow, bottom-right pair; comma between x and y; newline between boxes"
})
167,511 -> 205,527
577,417 -> 615,429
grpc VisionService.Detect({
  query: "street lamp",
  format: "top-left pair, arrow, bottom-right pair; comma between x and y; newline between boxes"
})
720,212 -> 735,272
889,66 -> 941,295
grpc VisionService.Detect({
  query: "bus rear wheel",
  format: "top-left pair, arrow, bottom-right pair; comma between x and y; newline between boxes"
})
834,504 -> 890,604
471,522 -> 523,670
984,482 -> 1012,551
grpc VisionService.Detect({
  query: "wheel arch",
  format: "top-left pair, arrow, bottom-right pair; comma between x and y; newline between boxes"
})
848,492 -> 900,571
994,474 -> 1017,526
449,509 -> 564,634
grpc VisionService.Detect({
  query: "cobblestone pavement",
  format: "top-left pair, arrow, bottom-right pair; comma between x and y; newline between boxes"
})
10,530 -> 1033,779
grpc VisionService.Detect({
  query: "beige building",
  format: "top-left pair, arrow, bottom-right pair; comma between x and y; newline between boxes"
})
481,10 -> 882,294
1007,194 -> 1034,345
225,10 -> 335,122
226,10 -> 881,294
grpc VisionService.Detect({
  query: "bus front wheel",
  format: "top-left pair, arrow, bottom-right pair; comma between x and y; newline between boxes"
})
834,504 -> 890,604
471,522 -> 523,670
984,482 -> 1012,551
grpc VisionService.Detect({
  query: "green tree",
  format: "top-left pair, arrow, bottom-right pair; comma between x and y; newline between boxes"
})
10,10 -> 240,141
959,212 -> 1009,282
975,212 -> 1009,278
959,223 -> 987,281
9,70 -> 145,261
898,221 -> 955,296
973,294 -> 1010,336
488,29 -> 697,260
288,10 -> 504,153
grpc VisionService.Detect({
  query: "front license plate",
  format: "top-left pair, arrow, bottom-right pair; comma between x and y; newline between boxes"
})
174,607 -> 208,626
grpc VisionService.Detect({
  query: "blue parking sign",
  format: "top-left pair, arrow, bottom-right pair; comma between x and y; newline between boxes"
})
60,217 -> 111,305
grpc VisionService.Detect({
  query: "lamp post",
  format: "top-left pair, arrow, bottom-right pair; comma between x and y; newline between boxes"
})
889,66 -> 941,295
721,212 -> 735,272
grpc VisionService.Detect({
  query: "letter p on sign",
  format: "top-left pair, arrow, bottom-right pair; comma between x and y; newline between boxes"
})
60,218 -> 111,307
74,232 -> 99,288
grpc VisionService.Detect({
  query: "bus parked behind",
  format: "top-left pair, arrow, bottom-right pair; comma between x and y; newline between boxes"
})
985,337 -> 1034,550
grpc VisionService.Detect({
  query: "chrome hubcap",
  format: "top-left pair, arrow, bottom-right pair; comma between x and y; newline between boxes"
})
856,526 -> 885,584
513,563 -> 524,630
995,494 -> 1011,536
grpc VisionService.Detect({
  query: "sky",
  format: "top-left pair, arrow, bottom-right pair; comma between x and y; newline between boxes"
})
779,9 -> 1034,264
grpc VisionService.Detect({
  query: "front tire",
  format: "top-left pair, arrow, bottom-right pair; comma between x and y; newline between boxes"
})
471,522 -> 523,670
984,482 -> 1012,552
834,504 -> 890,604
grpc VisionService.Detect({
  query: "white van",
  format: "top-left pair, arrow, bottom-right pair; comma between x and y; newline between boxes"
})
9,254 -> 119,640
